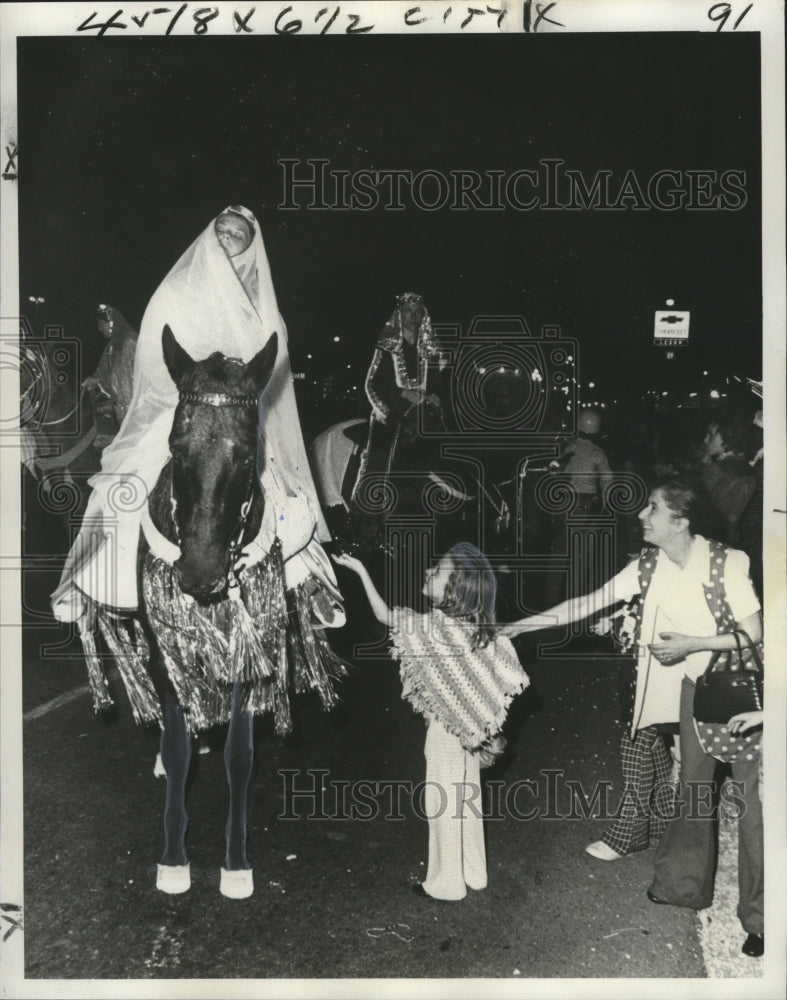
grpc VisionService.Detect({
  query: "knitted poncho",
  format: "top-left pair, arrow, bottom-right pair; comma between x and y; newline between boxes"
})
391,607 -> 529,752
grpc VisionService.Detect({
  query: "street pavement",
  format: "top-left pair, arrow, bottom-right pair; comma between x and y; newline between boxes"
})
10,560 -> 728,988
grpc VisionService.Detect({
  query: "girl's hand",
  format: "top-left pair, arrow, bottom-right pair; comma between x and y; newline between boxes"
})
649,632 -> 695,665
727,710 -> 763,735
332,552 -> 365,575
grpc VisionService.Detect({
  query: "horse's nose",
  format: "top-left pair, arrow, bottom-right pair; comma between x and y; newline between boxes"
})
174,562 -> 226,602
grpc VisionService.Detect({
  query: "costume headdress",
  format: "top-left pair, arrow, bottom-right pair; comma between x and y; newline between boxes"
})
388,291 -> 437,356
222,204 -> 257,229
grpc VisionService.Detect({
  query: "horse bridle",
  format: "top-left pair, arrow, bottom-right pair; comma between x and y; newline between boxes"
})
168,384 -> 260,586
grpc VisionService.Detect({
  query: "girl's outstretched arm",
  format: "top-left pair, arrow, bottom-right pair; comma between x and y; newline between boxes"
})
332,553 -> 393,627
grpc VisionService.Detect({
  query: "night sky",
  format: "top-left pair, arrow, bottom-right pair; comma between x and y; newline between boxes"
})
18,31 -> 762,405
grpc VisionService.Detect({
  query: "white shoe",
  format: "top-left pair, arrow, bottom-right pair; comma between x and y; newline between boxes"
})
220,867 -> 254,899
156,863 -> 191,893
153,753 -> 166,778
585,840 -> 623,861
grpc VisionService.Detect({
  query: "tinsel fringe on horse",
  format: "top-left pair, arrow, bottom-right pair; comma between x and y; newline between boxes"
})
77,539 -> 347,735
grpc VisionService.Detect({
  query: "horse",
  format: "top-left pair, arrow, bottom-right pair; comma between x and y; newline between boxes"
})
76,324 -> 347,898
308,416 -> 481,541
19,333 -> 108,555
134,324 -> 285,898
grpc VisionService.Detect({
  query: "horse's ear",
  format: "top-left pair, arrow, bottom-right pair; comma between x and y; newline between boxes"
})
162,324 -> 195,386
242,332 -> 278,395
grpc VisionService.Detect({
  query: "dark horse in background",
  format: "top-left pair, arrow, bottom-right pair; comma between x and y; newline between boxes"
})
138,325 -> 279,898
308,411 -> 481,557
20,331 -> 117,555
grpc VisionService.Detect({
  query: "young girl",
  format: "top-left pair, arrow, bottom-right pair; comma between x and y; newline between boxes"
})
333,542 -> 528,902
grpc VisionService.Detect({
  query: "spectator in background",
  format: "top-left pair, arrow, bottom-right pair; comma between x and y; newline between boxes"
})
698,413 -> 756,545
545,408 -> 614,602
737,409 -> 764,601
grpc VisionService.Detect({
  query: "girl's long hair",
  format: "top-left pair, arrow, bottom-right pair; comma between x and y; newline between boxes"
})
437,541 -> 497,650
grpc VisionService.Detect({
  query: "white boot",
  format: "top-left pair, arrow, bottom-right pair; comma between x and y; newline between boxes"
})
220,867 -> 254,899
156,863 -> 191,893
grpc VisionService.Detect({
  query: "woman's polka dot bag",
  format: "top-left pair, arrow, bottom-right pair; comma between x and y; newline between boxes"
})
693,719 -> 761,764
695,541 -> 763,764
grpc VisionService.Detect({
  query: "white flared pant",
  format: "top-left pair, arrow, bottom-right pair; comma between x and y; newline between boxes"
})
422,721 -> 487,900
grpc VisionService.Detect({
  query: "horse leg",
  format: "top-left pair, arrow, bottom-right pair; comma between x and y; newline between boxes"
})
156,691 -> 192,894
220,682 -> 255,899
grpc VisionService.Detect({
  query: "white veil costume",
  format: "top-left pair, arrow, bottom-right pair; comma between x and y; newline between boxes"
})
52,206 -> 339,619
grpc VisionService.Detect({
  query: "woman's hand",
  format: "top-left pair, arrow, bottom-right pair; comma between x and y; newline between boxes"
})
332,552 -> 366,576
727,710 -> 763,735
497,619 -> 546,639
649,632 -> 696,665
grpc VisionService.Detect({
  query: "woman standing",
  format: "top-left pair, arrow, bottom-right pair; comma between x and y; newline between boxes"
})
506,476 -> 763,957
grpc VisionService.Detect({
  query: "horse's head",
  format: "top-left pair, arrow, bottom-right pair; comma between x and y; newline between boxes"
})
162,324 -> 278,602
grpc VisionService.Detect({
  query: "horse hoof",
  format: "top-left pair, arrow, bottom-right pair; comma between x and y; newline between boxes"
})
220,867 -> 254,899
156,863 -> 190,894
153,753 -> 166,778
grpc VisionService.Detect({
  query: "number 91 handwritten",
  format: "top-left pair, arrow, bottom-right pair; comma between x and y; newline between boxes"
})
707,3 -> 752,31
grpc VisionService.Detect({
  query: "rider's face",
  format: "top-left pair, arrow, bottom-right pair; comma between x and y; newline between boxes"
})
215,214 -> 254,258
400,303 -> 423,339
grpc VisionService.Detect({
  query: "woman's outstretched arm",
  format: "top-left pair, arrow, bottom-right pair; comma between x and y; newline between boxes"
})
501,577 -> 627,638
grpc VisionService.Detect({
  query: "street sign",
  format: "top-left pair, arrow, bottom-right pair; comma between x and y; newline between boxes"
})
654,310 -> 690,347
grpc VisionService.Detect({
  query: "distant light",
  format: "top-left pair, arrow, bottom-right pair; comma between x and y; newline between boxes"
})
499,366 -> 505,374
689,392 -> 698,398
333,336 -> 340,342
479,367 -> 486,374
346,364 -> 351,369
588,381 -> 595,388
666,298 -> 675,307
662,391 -> 668,397
710,390 -> 720,399
531,368 -> 543,383
514,368 -> 520,375
306,354 -> 313,360
702,370 -> 708,376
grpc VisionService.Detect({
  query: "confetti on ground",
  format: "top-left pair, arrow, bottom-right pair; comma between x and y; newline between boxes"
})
696,785 -> 764,979
366,923 -> 414,943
